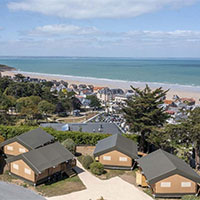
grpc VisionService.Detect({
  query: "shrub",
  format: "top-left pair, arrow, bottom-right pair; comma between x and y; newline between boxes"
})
182,195 -> 200,200
82,155 -> 93,169
62,138 -> 76,154
77,155 -> 85,163
90,162 -> 104,175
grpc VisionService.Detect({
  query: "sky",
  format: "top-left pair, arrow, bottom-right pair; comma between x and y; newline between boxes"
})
0,0 -> 200,57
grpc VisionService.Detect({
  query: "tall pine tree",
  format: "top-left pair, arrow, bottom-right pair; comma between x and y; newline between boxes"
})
122,85 -> 169,152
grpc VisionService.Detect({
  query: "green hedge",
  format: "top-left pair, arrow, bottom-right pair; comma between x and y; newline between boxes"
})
0,125 -> 138,145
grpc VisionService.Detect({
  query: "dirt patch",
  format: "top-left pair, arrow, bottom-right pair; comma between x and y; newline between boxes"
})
120,172 -> 137,186
76,146 -> 95,156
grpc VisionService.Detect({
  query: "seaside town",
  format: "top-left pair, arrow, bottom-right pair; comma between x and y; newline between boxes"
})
1,0 -> 200,199
0,65 -> 200,200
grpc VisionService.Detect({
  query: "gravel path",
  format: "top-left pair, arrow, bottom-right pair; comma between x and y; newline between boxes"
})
47,161 -> 153,200
0,181 -> 46,200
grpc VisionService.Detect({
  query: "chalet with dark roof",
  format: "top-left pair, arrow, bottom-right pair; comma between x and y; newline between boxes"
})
6,142 -> 76,185
94,134 -> 138,169
0,128 -> 54,157
136,149 -> 200,198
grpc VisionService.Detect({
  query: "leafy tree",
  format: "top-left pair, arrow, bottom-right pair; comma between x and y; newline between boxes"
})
4,82 -> 34,98
0,112 -> 12,125
0,94 -> 16,110
38,100 -> 55,114
122,85 -> 169,152
0,77 -> 12,93
16,97 -> 40,121
147,127 -> 171,150
14,73 -> 25,82
181,108 -> 200,169
86,95 -> 101,109
41,86 -> 57,104
72,96 -> 82,110
55,102 -> 66,114
29,96 -> 41,105
61,138 -> 76,154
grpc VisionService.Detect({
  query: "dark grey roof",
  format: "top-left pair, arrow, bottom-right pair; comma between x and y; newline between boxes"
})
0,181 -> 45,200
137,149 -> 200,185
40,122 -> 122,135
7,142 -> 74,175
0,128 -> 54,150
93,134 -> 138,159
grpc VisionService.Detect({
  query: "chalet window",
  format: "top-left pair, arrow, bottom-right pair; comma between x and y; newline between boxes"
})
7,145 -> 13,151
19,148 -> 26,153
24,168 -> 31,175
160,182 -> 171,187
119,157 -> 127,162
181,182 -> 191,187
13,164 -> 19,170
103,156 -> 111,161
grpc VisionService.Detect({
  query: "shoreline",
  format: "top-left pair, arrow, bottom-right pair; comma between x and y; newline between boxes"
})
2,70 -> 200,103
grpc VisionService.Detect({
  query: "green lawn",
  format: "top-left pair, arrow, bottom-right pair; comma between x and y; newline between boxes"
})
36,176 -> 86,197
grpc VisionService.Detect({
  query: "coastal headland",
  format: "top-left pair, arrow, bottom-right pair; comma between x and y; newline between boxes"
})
1,69 -> 200,103
0,64 -> 16,72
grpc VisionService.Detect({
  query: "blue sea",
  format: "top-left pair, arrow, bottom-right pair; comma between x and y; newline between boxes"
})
1,57 -> 200,88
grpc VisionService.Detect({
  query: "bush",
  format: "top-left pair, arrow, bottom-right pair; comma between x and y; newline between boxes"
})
62,138 -> 76,154
82,155 -> 93,169
90,162 -> 104,175
77,155 -> 85,163
182,195 -> 200,200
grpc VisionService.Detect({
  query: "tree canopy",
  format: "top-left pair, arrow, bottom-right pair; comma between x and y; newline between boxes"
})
122,85 -> 169,152
86,95 -> 101,109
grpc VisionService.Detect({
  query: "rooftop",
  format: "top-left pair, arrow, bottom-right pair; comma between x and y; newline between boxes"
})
0,128 -> 54,150
40,122 -> 122,135
94,134 -> 138,159
137,149 -> 200,184
6,142 -> 74,174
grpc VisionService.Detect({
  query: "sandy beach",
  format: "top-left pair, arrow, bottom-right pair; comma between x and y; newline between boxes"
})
1,70 -> 200,103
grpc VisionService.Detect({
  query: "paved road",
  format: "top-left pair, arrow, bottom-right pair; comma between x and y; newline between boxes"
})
0,181 -> 45,200
47,162 -> 153,200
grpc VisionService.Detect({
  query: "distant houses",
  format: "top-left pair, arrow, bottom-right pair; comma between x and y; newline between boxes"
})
93,134 -> 138,170
136,149 -> 200,198
162,96 -> 197,124
0,128 -> 76,185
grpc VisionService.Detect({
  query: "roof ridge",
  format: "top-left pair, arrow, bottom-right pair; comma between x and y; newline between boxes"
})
114,134 -> 120,145
160,150 -> 177,170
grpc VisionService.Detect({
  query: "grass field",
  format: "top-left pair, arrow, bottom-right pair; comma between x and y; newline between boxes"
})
36,176 -> 86,197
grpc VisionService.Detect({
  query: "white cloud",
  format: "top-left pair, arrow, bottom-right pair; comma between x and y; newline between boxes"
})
8,0 -> 197,19
1,26 -> 200,57
27,24 -> 200,42
28,24 -> 99,36
22,25 -> 200,50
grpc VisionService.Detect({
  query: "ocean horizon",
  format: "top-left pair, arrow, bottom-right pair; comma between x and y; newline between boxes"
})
1,57 -> 200,91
